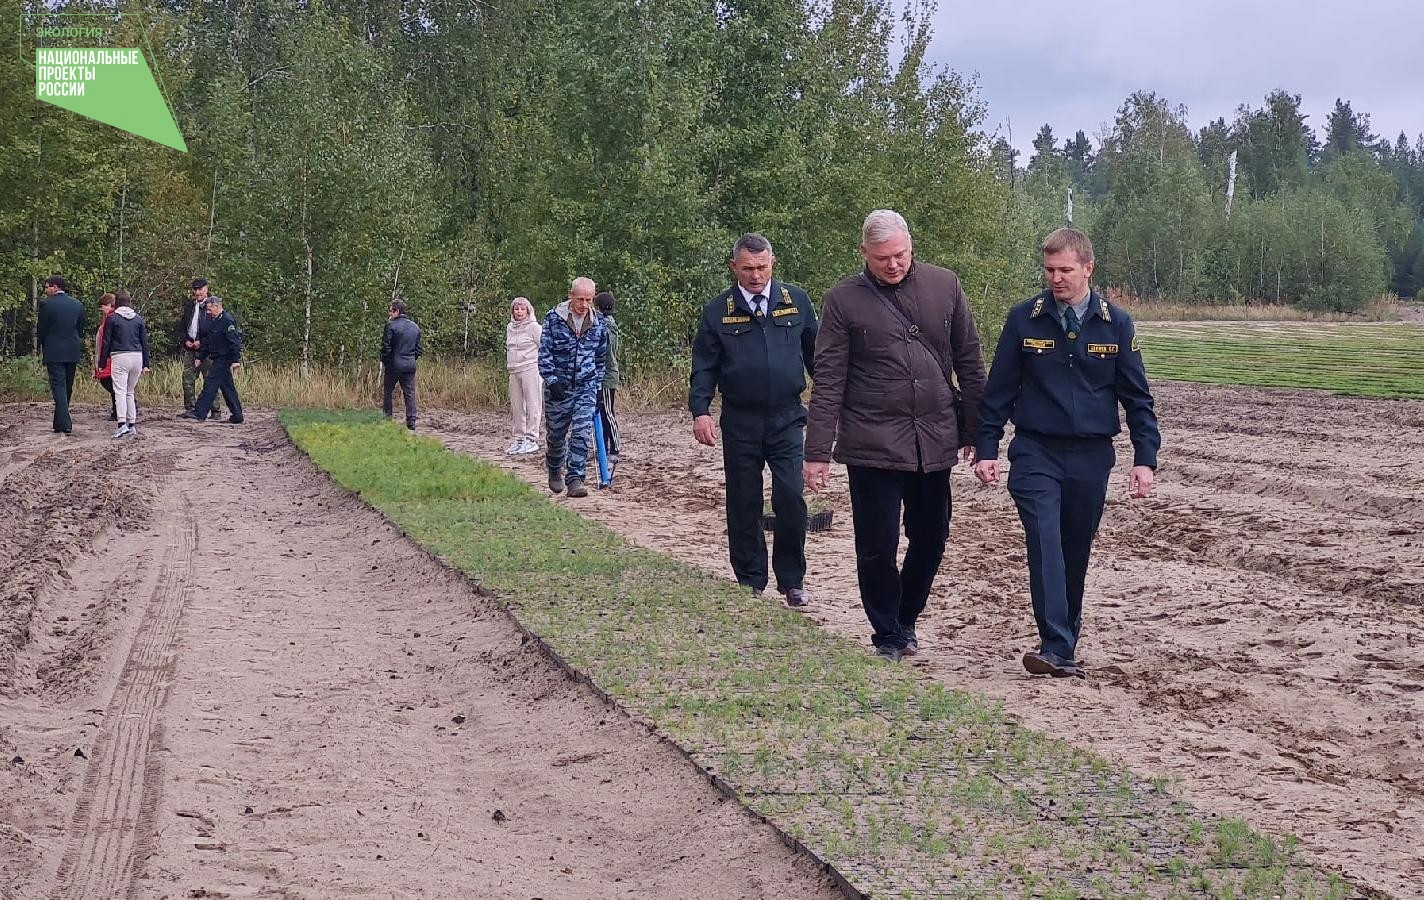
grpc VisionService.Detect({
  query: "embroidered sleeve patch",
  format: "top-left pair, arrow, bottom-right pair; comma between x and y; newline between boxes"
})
1130,335 -> 1141,352
722,315 -> 752,324
1086,343 -> 1118,355
1023,337 -> 1055,350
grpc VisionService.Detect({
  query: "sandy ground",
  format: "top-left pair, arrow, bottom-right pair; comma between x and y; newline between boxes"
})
425,380 -> 1424,899
0,403 -> 841,900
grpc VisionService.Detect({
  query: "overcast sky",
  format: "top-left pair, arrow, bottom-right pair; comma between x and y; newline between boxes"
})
926,0 -> 1423,157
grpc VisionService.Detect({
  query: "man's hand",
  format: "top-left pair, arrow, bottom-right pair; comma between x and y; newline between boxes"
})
972,459 -> 999,485
142,367 -> 151,374
193,358 -> 202,369
183,340 -> 195,350
230,362 -> 242,373
1129,465 -> 1154,498
804,461 -> 830,493
959,445 -> 976,465
692,414 -> 718,446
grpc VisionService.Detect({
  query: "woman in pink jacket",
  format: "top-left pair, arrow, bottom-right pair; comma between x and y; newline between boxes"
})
505,297 -> 543,455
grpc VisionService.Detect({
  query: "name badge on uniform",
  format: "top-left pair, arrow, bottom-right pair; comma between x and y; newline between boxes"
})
1022,338 -> 1055,353
771,307 -> 797,318
722,315 -> 751,324
1086,343 -> 1118,356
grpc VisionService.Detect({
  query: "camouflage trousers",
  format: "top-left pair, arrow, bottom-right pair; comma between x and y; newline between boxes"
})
545,386 -> 598,483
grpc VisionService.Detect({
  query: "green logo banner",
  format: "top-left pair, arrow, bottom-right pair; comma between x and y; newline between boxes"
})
34,47 -> 186,152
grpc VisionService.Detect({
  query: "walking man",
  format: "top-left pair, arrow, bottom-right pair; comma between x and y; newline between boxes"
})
974,227 -> 1159,678
180,279 -> 222,419
538,277 -> 607,498
36,275 -> 86,434
180,296 -> 244,424
380,299 -> 422,429
804,210 -> 986,661
690,233 -> 818,607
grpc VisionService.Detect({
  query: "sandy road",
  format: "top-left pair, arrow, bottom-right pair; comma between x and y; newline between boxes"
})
425,380 -> 1424,899
0,403 -> 840,899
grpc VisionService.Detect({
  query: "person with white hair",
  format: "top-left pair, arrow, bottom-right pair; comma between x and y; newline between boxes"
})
505,296 -> 543,454
538,277 -> 608,497
804,210 -> 987,662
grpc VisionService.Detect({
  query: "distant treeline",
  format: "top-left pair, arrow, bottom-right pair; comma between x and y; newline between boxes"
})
2,0 -> 1420,372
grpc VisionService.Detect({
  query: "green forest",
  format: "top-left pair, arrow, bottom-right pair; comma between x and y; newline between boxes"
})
4,0 -> 1422,372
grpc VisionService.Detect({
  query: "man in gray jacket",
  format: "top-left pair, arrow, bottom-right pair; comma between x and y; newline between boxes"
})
36,275 -> 86,434
381,300 -> 422,429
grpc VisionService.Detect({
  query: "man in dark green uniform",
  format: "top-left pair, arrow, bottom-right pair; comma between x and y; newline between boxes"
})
36,275 -> 86,434
974,227 -> 1160,678
690,233 -> 818,607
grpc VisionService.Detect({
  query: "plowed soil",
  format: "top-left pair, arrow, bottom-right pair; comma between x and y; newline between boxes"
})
423,380 -> 1424,899
0,402 -> 840,900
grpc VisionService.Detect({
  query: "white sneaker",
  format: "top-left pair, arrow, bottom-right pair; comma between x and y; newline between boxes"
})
112,424 -> 131,439
505,440 -> 521,455
518,439 -> 540,454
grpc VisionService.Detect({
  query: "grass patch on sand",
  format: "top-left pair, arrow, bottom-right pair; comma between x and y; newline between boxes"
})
282,409 -> 1351,899
1138,322 -> 1424,399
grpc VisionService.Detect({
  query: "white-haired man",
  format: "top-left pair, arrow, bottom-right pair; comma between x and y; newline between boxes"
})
804,210 -> 986,661
538,276 -> 608,498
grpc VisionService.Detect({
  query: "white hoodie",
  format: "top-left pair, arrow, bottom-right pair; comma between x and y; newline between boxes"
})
506,298 -> 541,373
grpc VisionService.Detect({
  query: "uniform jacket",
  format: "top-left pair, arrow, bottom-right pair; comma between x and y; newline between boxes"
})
975,290 -> 1160,468
689,279 -> 817,416
804,263 -> 985,472
37,292 -> 86,364
381,314 -> 422,373
538,301 -> 607,393
98,307 -> 151,369
200,310 -> 243,362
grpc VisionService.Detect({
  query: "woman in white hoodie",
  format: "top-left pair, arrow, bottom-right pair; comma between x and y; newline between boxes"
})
506,297 -> 543,454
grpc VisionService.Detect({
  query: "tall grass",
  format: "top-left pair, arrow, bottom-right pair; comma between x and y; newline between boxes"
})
0,356 -> 692,411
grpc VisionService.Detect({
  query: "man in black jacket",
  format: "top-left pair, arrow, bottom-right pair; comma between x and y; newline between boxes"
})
36,275 -> 86,434
179,296 -> 244,424
381,300 -> 422,429
689,233 -> 818,608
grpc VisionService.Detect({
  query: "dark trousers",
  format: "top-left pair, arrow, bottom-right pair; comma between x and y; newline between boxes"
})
1006,432 -> 1113,661
46,362 -> 76,432
845,464 -> 951,649
99,375 -> 117,418
383,369 -> 417,427
182,348 -> 221,414
720,405 -> 807,593
194,359 -> 243,422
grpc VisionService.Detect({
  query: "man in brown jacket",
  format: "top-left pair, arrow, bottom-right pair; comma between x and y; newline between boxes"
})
804,210 -> 987,662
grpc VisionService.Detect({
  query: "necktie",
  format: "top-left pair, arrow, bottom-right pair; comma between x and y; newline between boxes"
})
753,295 -> 766,319
1064,306 -> 1080,340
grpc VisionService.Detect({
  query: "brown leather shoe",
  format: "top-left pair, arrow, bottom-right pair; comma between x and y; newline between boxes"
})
566,478 -> 589,498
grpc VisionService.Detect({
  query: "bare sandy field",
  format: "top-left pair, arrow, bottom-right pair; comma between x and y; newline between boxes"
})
423,380 -> 1424,899
0,403 -> 840,899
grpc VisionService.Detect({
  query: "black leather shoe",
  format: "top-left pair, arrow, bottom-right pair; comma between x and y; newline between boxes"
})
903,627 -> 919,655
782,588 -> 809,608
547,473 -> 564,494
224,417 -> 244,424
177,411 -> 202,420
875,644 -> 904,663
1022,650 -> 1084,678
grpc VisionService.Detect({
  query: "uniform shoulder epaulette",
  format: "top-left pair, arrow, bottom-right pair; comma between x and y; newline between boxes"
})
1030,295 -> 1047,318
1098,295 -> 1112,323
779,286 -> 794,306
726,294 -> 736,315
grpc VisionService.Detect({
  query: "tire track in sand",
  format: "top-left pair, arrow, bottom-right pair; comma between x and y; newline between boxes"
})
51,492 -> 196,900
